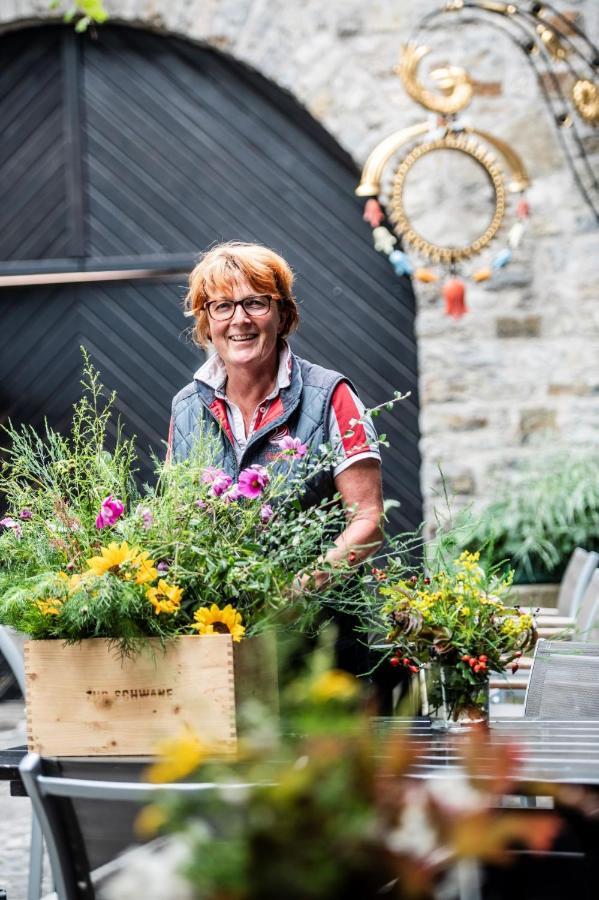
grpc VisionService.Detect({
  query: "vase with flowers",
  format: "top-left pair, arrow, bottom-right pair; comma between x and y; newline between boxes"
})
380,551 -> 538,730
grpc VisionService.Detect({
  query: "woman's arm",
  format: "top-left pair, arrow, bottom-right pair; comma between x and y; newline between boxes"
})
298,458 -> 384,592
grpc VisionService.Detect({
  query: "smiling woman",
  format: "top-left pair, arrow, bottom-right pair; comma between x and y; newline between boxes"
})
169,241 -> 384,676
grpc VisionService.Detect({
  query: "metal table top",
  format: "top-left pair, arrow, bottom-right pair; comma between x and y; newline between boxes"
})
3,719 -> 599,788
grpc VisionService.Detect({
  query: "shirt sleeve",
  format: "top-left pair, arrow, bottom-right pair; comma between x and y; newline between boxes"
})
328,382 -> 381,478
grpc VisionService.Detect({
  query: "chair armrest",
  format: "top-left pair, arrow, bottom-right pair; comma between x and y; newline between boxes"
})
489,677 -> 527,690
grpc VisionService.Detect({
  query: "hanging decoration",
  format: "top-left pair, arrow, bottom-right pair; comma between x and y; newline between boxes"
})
358,1 -> 599,318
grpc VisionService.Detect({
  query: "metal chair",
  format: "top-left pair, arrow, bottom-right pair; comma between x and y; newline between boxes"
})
524,639 -> 599,719
0,626 -> 45,900
19,753 -> 255,900
518,547 -> 599,627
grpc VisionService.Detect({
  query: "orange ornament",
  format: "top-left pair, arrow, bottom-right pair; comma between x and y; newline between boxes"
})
472,267 -> 492,282
443,278 -> 468,318
414,267 -> 439,283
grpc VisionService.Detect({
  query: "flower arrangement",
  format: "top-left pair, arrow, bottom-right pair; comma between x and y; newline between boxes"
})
377,551 -> 538,723
0,357 -> 396,653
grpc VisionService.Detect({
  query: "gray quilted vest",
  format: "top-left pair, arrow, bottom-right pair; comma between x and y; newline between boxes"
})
170,354 -> 352,507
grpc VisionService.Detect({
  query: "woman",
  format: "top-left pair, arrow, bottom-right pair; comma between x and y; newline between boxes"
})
169,241 -> 384,675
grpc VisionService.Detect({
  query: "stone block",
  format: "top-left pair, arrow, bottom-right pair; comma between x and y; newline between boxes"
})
446,414 -> 488,431
496,316 -> 542,338
519,408 -> 558,441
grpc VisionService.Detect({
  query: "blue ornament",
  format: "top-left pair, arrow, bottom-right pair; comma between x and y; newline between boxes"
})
388,250 -> 413,276
492,248 -> 512,270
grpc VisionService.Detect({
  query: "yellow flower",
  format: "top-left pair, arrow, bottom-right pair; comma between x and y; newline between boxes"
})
86,542 -> 138,577
67,571 -> 94,592
36,598 -> 62,616
146,730 -> 208,783
146,579 -> 183,615
460,606 -> 471,616
133,551 -> 159,585
309,669 -> 359,703
191,603 -> 245,642
135,803 -> 168,838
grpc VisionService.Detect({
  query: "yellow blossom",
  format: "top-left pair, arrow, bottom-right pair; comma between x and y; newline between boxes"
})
36,598 -> 62,616
191,603 -> 245,642
146,730 -> 208,784
146,579 -> 182,615
86,542 -> 138,577
309,669 -> 359,703
133,551 -> 159,585
135,803 -> 168,838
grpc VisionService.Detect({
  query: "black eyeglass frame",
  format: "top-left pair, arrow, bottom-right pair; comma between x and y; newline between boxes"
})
204,295 -> 273,321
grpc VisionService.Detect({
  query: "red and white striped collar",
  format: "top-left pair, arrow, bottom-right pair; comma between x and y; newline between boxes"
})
194,342 -> 292,398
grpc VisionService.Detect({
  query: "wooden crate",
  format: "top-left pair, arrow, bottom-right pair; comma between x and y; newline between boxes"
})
24,633 -> 277,757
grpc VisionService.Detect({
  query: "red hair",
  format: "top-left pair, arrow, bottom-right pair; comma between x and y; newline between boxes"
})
185,242 -> 299,348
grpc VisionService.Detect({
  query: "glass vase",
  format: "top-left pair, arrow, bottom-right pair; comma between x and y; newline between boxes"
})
423,663 -> 489,732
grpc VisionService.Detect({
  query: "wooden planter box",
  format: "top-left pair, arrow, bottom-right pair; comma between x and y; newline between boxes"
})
24,633 -> 277,757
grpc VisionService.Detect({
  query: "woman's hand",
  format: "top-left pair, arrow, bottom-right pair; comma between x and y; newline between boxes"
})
287,459 -> 384,599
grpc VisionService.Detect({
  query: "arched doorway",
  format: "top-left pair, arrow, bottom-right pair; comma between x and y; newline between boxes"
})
0,24 -> 422,531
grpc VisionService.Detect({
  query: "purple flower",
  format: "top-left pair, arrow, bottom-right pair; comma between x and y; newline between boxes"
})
137,506 -> 153,530
237,465 -> 270,500
95,495 -> 124,529
0,517 -> 22,539
157,561 -> 170,573
276,436 -> 307,459
195,499 -> 207,510
19,508 -> 33,520
260,503 -> 274,524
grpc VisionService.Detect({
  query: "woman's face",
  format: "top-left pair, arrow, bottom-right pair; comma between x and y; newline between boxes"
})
206,276 -> 282,371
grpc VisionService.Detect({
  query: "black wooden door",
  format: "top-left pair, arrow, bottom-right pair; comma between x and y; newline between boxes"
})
0,24 -> 422,531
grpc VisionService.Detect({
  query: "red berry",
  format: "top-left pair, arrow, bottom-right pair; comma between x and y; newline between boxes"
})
469,658 -> 477,667
511,663 -> 519,674
423,577 -> 431,585
461,655 -> 470,662
348,551 -> 357,563
409,665 -> 419,674
409,575 -> 418,584
474,664 -> 481,673
515,651 -> 522,658
479,655 -> 488,663
402,658 -> 410,665
390,657 -> 400,667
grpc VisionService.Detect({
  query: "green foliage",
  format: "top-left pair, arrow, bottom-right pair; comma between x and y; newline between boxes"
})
49,0 -> 108,31
455,452 -> 599,582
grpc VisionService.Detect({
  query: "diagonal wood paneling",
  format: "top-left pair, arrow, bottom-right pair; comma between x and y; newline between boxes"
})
0,24 -> 422,532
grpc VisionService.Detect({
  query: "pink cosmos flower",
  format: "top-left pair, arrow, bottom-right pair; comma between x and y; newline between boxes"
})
276,436 -> 307,458
211,473 -> 233,496
201,467 -> 233,496
19,508 -> 33,520
95,495 -> 124,529
137,506 -> 153,530
223,483 -> 243,503
237,465 -> 270,500
260,503 -> 274,524
0,517 -> 22,539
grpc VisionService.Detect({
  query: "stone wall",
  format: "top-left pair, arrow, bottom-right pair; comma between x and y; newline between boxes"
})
2,0 -> 598,527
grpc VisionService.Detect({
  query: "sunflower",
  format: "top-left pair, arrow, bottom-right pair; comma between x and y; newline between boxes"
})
86,541 -> 138,577
146,579 -> 183,615
191,603 -> 245,642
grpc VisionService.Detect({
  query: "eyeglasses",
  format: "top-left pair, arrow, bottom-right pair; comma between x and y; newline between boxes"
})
205,295 -> 273,321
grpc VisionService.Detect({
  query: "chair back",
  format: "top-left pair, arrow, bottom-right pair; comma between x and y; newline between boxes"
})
524,639 -> 599,718
555,548 -> 599,617
19,753 -> 253,900
575,570 -> 599,639
0,624 -> 26,696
